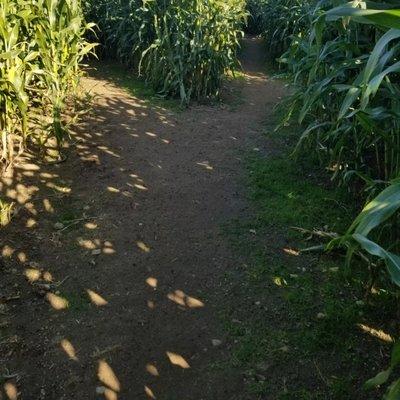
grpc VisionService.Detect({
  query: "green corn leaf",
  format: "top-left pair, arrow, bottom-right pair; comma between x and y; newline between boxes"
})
338,87 -> 361,119
365,368 -> 393,389
348,183 -> 400,236
386,378 -> 400,400
353,234 -> 400,286
327,4 -> 400,30
390,342 -> 400,368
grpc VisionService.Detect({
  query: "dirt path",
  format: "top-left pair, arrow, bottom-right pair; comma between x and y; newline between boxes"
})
1,37 -> 284,400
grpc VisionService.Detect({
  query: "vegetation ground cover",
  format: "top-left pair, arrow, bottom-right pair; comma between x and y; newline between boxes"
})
221,124 -> 397,399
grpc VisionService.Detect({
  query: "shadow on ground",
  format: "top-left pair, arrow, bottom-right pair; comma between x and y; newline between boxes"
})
0,37 -> 285,400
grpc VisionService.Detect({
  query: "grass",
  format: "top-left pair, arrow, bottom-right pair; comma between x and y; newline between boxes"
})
62,291 -> 91,313
221,141 -> 397,399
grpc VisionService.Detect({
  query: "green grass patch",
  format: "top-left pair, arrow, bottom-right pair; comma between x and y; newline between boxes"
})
247,154 -> 354,231
62,291 -> 91,313
222,152 -> 394,399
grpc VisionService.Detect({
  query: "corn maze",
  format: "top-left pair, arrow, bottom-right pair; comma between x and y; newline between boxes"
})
2,0 -> 400,399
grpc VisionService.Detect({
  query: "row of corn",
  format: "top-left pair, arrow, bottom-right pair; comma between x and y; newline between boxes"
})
0,0 -> 94,170
84,0 -> 246,105
252,0 -> 400,395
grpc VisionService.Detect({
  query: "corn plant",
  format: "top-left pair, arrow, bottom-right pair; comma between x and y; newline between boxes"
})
265,0 -> 316,58
245,0 -> 316,57
274,1 -> 400,187
33,0 -> 96,147
0,0 -> 95,169
328,181 -> 400,286
84,0 -> 246,104
0,0 -> 32,167
245,0 -> 268,35
364,341 -> 400,399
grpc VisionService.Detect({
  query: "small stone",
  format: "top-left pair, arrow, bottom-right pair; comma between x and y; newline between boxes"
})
329,267 -> 339,273
255,301 -> 261,306
212,339 -> 222,347
317,312 -> 326,319
54,222 -> 64,230
91,249 -> 101,255
96,386 -> 106,395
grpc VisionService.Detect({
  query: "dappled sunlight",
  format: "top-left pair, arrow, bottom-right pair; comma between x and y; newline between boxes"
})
4,382 -> 18,400
145,363 -> 159,377
78,238 -> 98,249
85,222 -> 98,230
137,241 -> 151,253
45,182 -> 71,194
104,388 -> 118,400
60,339 -> 78,361
98,360 -> 121,392
24,202 -> 37,216
196,161 -> 214,171
24,267 -> 53,283
167,290 -> 205,309
107,186 -> 120,193
6,183 -> 39,204
186,296 -> 204,308
97,386 -> 118,400
133,183 -> 148,191
167,291 -> 185,306
77,238 -> 116,255
145,385 -> 156,399
87,289 -> 108,306
17,252 -> 27,263
43,198 -> 54,213
166,351 -> 190,369
283,247 -> 300,256
25,218 -> 37,228
143,131 -> 170,145
46,293 -> 69,310
25,268 -> 41,282
97,145 -> 121,159
357,324 -> 394,343
146,277 -> 158,289
2,245 -> 14,257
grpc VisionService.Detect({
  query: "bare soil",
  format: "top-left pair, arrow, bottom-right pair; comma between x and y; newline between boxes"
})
0,37 -> 284,400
